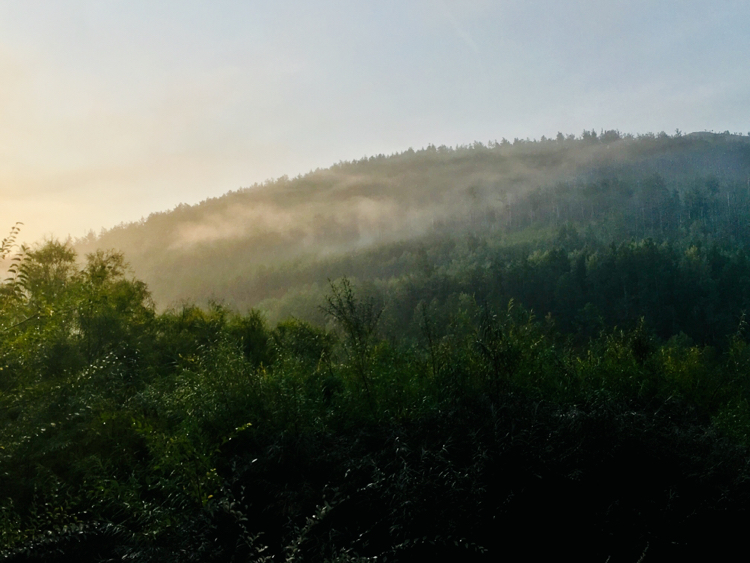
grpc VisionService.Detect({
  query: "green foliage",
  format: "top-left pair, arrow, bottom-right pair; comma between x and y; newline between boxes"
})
73,132 -> 750,311
321,277 -> 382,407
0,223 -> 27,314
8,178 -> 750,561
227,309 -> 271,366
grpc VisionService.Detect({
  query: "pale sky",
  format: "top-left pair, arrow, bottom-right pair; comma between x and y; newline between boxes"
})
1,0 -> 748,244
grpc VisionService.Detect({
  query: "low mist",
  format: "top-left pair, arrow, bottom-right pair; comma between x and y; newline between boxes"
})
75,132 -> 750,309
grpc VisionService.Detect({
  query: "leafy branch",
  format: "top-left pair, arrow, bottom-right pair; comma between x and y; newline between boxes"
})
320,277 -> 382,405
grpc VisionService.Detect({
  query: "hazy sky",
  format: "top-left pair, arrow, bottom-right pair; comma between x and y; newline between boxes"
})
1,0 -> 748,243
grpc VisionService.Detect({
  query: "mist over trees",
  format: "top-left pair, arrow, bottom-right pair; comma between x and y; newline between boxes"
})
75,130 -> 750,312
5,129 -> 750,560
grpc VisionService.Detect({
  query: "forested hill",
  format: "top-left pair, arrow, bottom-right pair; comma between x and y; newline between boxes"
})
75,131 -> 750,311
7,131 -> 750,560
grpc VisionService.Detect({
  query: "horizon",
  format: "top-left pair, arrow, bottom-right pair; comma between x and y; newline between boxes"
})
6,128 -> 743,248
2,1 -> 748,244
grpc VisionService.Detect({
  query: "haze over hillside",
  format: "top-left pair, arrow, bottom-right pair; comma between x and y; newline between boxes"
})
74,131 -> 750,311
6,3 -> 750,558
4,2 -> 748,245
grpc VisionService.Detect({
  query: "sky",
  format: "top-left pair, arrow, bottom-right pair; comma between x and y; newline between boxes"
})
1,0 -> 749,244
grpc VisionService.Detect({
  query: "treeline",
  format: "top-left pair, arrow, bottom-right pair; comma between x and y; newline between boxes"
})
3,238 -> 750,560
75,131 -> 750,308
478,173 -> 750,241
205,219 -> 750,349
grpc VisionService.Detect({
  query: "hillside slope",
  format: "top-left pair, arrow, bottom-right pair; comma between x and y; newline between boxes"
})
6,131 -> 750,561
76,131 -> 750,310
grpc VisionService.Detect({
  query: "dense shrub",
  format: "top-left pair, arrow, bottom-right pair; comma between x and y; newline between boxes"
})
3,234 -> 750,560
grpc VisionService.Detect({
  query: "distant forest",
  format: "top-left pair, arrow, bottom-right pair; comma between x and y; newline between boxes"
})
77,130 -> 750,342
4,130 -> 750,561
